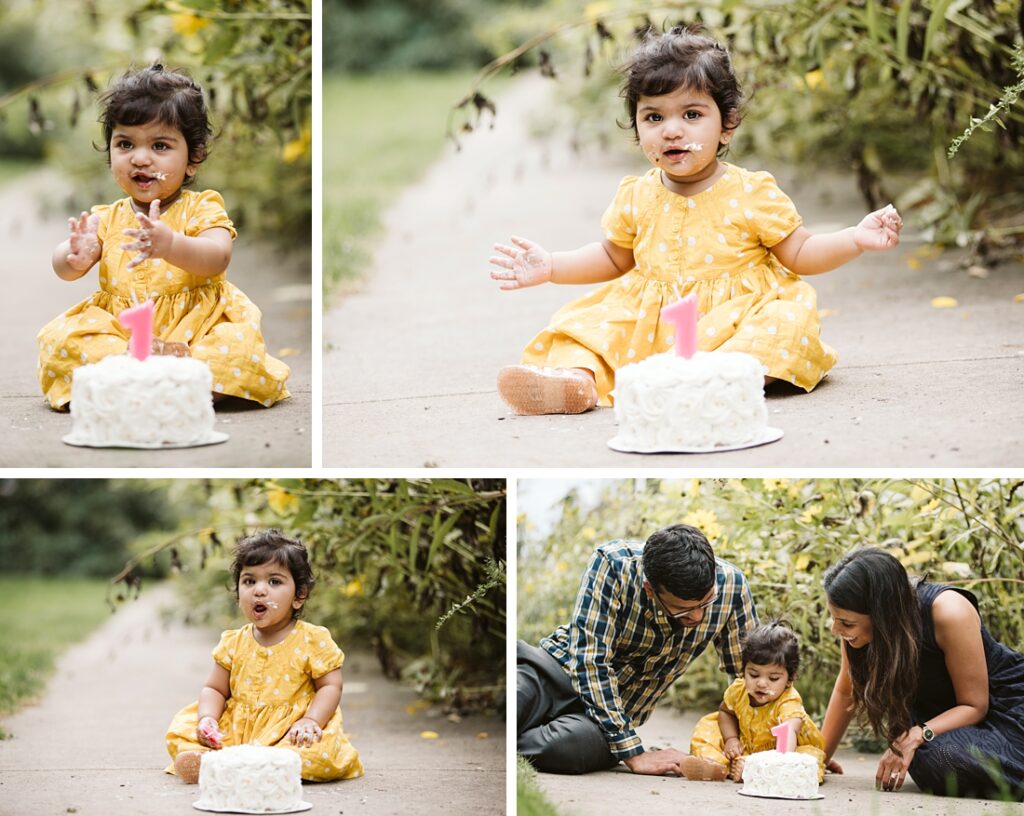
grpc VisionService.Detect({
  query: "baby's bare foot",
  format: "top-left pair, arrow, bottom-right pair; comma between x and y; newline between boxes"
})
680,755 -> 729,781
174,750 -> 205,784
151,338 -> 191,357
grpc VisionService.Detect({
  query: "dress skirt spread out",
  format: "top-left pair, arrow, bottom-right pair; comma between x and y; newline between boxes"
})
520,165 -> 838,406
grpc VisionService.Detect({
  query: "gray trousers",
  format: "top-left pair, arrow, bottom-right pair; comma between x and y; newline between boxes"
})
517,640 -> 618,774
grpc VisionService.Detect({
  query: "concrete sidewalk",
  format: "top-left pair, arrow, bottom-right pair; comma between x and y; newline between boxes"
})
0,172 -> 311,467
323,77 -> 1023,467
0,584 -> 505,815
534,707 -> 1020,816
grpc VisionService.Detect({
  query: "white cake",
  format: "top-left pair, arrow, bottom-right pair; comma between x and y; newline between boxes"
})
63,354 -> 224,448
741,749 -> 820,799
609,350 -> 767,451
194,745 -> 309,813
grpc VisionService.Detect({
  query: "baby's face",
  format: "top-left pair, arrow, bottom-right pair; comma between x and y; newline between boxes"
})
109,118 -> 196,207
238,560 -> 302,629
635,86 -> 732,185
742,661 -> 790,706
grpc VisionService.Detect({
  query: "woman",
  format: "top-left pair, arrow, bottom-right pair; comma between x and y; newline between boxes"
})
821,547 -> 1024,800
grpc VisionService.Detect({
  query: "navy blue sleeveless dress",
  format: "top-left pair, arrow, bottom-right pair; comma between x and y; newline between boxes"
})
909,583 -> 1024,800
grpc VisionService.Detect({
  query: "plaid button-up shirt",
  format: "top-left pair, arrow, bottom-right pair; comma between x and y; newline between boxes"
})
540,541 -> 758,759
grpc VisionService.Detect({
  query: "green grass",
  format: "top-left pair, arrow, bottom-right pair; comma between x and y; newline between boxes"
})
0,576 -> 111,738
322,71 -> 480,303
517,755 -> 563,816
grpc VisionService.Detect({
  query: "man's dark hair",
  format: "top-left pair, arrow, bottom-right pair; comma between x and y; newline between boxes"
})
641,523 -> 716,599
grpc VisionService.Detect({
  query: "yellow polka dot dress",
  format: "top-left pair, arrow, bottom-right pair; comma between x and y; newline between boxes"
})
689,677 -> 826,781
37,190 -> 290,410
521,165 -> 837,406
165,621 -> 363,782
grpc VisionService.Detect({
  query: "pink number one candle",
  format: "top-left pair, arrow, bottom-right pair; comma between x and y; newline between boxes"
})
119,300 -> 154,362
771,721 -> 796,753
660,293 -> 698,358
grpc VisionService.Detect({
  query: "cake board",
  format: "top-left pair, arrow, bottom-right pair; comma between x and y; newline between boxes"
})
608,426 -> 783,454
738,790 -> 824,800
62,431 -> 229,449
192,802 -> 312,814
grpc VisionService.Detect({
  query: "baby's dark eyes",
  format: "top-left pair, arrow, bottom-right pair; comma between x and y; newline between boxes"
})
116,140 -> 133,150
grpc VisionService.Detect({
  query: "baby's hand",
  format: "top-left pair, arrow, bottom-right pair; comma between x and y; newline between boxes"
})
122,199 -> 174,270
489,235 -> 553,290
723,737 -> 743,761
288,717 -> 322,748
66,211 -> 101,271
853,204 -> 903,252
197,715 -> 223,749
729,756 -> 745,782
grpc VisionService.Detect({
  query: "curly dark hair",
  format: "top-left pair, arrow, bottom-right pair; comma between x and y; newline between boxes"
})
823,547 -> 922,751
230,529 -> 315,619
621,24 -> 743,154
99,63 -> 212,183
641,523 -> 716,600
741,620 -> 800,679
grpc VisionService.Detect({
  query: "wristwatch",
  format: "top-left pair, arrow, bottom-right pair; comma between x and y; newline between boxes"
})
918,722 -> 935,742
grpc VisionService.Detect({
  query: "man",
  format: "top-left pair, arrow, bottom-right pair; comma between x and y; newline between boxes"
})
518,523 -> 758,775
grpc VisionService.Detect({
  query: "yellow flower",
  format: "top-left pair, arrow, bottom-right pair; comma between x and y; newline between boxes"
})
762,478 -> 787,492
556,561 -> 569,572
584,2 -> 612,20
581,527 -> 597,541
804,69 -> 825,91
799,504 -> 822,524
266,489 -> 299,515
282,123 -> 312,163
922,497 -> 941,513
171,12 -> 210,37
689,478 -> 701,497
682,509 -> 722,542
523,582 -> 535,595
342,578 -> 364,598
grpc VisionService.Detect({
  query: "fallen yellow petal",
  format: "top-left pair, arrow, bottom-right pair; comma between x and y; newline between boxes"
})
275,347 -> 301,357
931,296 -> 958,309
1014,293 -> 1024,304
420,731 -> 440,740
905,257 -> 921,270
818,308 -> 838,318
476,732 -> 489,740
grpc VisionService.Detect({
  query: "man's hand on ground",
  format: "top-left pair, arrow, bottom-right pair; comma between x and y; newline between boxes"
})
623,748 -> 687,776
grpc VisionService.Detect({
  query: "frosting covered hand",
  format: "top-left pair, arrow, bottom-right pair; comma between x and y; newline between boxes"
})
853,204 -> 903,252
122,199 -> 175,270
489,235 -> 553,290
66,211 -> 101,271
198,715 -> 223,749
288,717 -> 322,747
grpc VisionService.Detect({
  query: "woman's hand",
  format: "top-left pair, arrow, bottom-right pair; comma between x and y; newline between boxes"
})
489,235 -> 553,290
853,204 -> 903,252
197,715 -> 223,749
122,199 -> 175,270
875,728 -> 922,792
66,211 -> 101,271
288,716 -> 323,748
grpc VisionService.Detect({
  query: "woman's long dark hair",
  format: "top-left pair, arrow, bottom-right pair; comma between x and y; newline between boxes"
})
823,547 -> 921,751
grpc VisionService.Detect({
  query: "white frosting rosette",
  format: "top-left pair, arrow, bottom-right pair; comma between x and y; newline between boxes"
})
739,749 -> 821,800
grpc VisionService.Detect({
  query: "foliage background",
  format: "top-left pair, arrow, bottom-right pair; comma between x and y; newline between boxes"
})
0,0 -> 311,246
518,478 -> 1024,748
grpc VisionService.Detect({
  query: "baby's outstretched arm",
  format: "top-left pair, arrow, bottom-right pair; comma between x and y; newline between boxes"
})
52,211 -> 101,280
122,199 -> 232,278
489,235 -> 633,290
196,661 -> 231,749
288,667 -> 343,747
770,204 -> 903,276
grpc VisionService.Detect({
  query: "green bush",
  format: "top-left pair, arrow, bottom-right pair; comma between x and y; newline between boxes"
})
518,478 -> 1024,745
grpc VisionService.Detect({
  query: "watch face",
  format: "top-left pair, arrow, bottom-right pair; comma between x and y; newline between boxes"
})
922,725 -> 935,741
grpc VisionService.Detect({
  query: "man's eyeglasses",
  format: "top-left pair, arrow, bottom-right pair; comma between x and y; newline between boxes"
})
652,586 -> 719,620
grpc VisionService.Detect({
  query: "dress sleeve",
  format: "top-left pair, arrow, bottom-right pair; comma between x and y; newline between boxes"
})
564,548 -> 642,760
722,676 -> 746,713
307,626 -> 344,679
600,175 -> 641,249
775,686 -> 808,722
90,203 -> 114,243
744,171 -> 802,248
186,190 -> 237,239
211,628 -> 240,671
